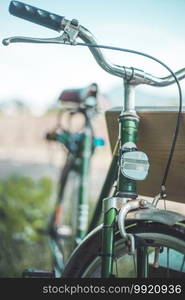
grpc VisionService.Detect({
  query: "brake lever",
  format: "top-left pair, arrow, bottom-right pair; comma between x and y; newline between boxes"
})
3,35 -> 68,46
2,19 -> 80,46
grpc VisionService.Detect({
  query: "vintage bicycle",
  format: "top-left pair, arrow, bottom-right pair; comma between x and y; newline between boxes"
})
3,1 -> 185,278
40,83 -> 106,277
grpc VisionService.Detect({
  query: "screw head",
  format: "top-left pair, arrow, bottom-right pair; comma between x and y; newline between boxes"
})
71,19 -> 79,26
139,199 -> 148,207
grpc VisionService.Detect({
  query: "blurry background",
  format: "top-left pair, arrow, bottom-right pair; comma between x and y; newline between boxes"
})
0,0 -> 185,277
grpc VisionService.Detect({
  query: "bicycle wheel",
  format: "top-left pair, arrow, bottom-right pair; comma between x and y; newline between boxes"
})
50,166 -> 81,277
62,220 -> 185,278
56,169 -> 80,259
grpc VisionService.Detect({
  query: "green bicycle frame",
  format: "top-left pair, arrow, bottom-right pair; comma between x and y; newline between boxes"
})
51,112 -> 112,242
75,117 -> 93,242
76,117 -> 119,240
101,82 -> 140,278
87,144 -> 119,233
50,84 -> 143,277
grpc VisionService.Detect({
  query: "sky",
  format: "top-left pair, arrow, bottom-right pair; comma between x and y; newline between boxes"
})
0,0 -> 185,114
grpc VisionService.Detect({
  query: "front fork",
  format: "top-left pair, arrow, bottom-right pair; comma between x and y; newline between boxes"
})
101,197 -> 130,278
101,206 -> 117,277
102,82 -> 152,277
101,197 -> 150,278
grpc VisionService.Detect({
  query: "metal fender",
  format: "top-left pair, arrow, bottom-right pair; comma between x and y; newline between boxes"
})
127,207 -> 185,226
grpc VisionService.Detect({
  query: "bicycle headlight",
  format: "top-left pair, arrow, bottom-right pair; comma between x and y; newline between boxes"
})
121,151 -> 150,180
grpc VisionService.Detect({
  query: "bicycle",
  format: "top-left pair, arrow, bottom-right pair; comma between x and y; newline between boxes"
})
3,1 -> 185,278
41,83 -> 105,277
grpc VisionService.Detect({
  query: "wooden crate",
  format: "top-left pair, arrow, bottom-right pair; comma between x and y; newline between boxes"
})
105,106 -> 185,203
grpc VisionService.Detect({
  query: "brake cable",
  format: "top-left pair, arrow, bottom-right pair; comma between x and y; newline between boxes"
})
75,42 -> 183,198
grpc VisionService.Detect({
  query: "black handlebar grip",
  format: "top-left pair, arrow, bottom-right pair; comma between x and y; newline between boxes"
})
9,1 -> 64,32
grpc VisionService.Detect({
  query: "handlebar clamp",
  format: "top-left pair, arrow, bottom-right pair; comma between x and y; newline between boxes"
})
61,19 -> 80,44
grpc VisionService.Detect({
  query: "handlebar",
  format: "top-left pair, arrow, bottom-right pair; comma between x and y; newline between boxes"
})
3,1 -> 185,87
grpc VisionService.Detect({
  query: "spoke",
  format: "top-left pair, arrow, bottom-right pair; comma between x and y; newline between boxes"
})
137,247 -> 149,278
163,199 -> 167,210
114,256 -> 119,277
132,252 -> 137,277
180,255 -> 185,272
153,247 -> 160,268
166,247 -> 170,278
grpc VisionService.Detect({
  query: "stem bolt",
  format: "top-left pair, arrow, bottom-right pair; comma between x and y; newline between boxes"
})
139,199 -> 148,207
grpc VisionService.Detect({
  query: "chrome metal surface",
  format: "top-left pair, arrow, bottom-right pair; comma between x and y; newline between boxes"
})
3,17 -> 185,86
152,193 -> 162,206
118,200 -> 140,239
78,25 -> 140,82
2,35 -> 67,45
2,19 -> 78,46
126,233 -> 136,255
122,142 -> 137,150
102,197 -> 129,214
128,208 -> 185,226
78,25 -> 185,86
62,19 -> 80,44
122,83 -> 138,116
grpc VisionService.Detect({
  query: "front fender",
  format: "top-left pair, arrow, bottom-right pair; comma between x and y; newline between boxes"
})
127,207 -> 185,226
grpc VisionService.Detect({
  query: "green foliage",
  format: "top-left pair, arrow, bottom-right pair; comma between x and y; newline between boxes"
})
0,176 -> 54,277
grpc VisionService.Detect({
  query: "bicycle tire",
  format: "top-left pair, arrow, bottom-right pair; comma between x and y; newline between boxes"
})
57,169 -> 81,257
62,220 -> 185,278
51,167 -> 81,277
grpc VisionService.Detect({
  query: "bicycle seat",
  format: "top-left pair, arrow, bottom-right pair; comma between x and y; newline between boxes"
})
59,83 -> 98,107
